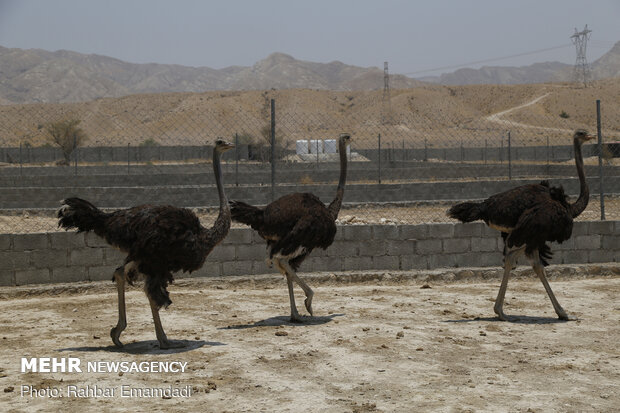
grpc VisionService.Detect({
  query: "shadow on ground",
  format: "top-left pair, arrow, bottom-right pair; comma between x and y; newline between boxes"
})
219,313 -> 344,330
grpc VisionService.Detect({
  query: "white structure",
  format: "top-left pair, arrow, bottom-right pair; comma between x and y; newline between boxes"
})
324,139 -> 337,154
309,140 -> 323,154
295,140 -> 309,155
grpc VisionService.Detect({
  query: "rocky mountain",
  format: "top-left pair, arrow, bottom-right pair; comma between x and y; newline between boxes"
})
0,47 -> 422,103
1,41 -> 618,104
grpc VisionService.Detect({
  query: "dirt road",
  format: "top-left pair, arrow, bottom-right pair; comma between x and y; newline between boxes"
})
1,266 -> 619,412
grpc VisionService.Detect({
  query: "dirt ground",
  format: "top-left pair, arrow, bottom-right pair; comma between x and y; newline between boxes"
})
0,265 -> 619,412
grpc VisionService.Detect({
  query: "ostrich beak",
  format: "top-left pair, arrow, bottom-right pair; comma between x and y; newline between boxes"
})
585,133 -> 596,141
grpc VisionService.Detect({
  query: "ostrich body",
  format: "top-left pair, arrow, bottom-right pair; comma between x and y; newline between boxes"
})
230,133 -> 352,322
58,139 -> 234,348
448,130 -> 594,321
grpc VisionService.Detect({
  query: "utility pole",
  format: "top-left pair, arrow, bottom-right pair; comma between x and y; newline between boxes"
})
382,61 -> 393,124
571,25 -> 592,87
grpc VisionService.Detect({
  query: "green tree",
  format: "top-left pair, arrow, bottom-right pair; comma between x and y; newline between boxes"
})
46,119 -> 87,164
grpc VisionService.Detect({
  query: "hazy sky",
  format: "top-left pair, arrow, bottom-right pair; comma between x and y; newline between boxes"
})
1,0 -> 619,76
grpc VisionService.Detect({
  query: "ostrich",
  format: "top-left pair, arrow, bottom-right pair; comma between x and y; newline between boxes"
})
57,139 -> 234,349
447,129 -> 595,321
230,133 -> 352,322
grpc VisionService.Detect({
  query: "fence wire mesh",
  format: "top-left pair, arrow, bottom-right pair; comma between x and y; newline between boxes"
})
0,90 -> 619,233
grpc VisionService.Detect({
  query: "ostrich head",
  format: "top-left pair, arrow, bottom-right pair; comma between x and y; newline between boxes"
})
574,129 -> 595,145
214,138 -> 235,153
339,133 -> 352,147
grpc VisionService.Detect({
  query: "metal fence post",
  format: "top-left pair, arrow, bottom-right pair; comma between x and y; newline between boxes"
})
270,99 -> 275,202
507,131 -> 512,180
19,142 -> 23,176
378,133 -> 381,184
127,143 -> 130,175
596,99 -> 605,220
235,133 -> 239,187
74,133 -> 78,176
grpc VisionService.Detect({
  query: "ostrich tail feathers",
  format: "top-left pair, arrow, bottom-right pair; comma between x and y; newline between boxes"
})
57,197 -> 107,234
539,243 -> 553,267
229,200 -> 264,227
447,201 -> 485,223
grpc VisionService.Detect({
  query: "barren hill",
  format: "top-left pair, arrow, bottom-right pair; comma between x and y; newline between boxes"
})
1,79 -> 618,149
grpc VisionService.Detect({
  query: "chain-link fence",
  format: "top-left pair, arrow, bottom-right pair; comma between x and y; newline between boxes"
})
1,90 -> 619,233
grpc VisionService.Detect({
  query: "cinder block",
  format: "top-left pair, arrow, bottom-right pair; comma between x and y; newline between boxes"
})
88,265 -> 117,281
453,223 -> 483,238
602,235 -> 620,250
30,249 -> 68,268
371,255 -> 399,270
401,254 -> 427,270
385,240 -> 414,256
416,239 -> 442,255
208,244 -> 236,261
104,248 -> 125,265
561,250 -> 589,264
570,222 -> 589,236
13,234 -> 49,251
428,223 -> 455,239
15,268 -> 51,285
428,254 -> 457,269
372,225 -> 399,240
70,248 -> 104,266
358,240 -> 386,257
222,260 -> 254,276
49,232 -> 86,249
236,244 -> 267,261
553,238 -> 575,251
588,221 -> 615,235
344,225 -> 372,241
573,235 -> 601,250
52,266 -> 88,283
222,228 -> 253,244
0,234 -> 11,250
0,251 -> 30,270
443,238 -> 471,254
327,241 -> 358,257
188,261 -> 221,278
588,249 -> 615,263
344,256 -> 373,271
400,225 -> 427,240
471,237 -> 498,252
311,256 -> 344,272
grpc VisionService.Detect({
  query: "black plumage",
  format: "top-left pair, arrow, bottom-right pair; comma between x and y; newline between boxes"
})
447,129 -> 594,320
58,139 -> 234,348
230,133 -> 351,322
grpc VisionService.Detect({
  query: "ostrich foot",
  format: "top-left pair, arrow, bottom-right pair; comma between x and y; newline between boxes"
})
289,309 -> 304,323
158,338 -> 186,350
110,327 -> 124,347
494,307 -> 511,322
557,311 -> 577,321
304,292 -> 314,316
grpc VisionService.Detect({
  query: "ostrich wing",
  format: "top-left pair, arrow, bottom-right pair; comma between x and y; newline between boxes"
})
270,214 -> 336,259
506,202 -> 573,252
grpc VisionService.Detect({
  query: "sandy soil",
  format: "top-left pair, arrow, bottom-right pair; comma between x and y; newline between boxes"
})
1,265 -> 619,412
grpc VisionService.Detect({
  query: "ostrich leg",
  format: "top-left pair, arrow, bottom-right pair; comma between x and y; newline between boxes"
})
273,259 -> 303,322
110,266 -> 127,347
494,246 -> 524,321
529,251 -> 576,321
147,296 -> 184,349
281,260 -> 314,316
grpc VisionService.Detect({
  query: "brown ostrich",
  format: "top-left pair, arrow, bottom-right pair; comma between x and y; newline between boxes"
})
448,129 -> 595,321
58,139 -> 234,348
229,133 -> 352,322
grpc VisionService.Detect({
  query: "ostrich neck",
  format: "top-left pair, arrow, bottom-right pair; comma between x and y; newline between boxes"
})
327,140 -> 348,219
204,150 -> 231,246
570,140 -> 589,218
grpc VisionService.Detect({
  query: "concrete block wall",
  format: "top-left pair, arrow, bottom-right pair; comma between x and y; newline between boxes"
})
1,221 -> 618,286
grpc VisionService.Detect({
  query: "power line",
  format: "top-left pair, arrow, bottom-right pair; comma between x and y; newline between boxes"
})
402,44 -> 573,76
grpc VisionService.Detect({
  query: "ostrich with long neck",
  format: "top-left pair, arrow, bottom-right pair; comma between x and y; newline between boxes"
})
230,133 -> 352,322
448,129 -> 595,321
58,139 -> 234,348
